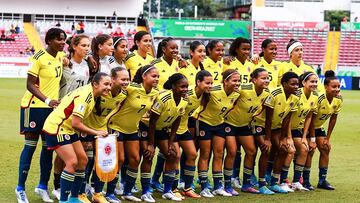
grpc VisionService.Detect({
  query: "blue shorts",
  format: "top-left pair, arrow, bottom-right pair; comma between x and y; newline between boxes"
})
138,122 -> 173,141
197,120 -> 226,140
315,128 -> 326,137
188,117 -> 196,129
251,126 -> 265,137
45,133 -> 79,150
108,129 -> 126,142
237,125 -> 253,136
176,131 -> 194,141
79,133 -> 95,142
291,129 -> 303,138
20,107 -> 52,134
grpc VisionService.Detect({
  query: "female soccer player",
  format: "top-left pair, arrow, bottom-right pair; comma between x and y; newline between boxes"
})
91,34 -> 114,75
203,40 -> 224,85
225,68 -> 270,194
52,34 -> 91,200
254,39 -> 283,90
224,37 -> 254,84
140,73 -> 188,201
308,70 -> 342,190
109,65 -> 159,202
284,39 -> 314,76
179,41 -> 206,86
152,37 -> 179,89
288,71 -> 318,191
83,67 -> 129,203
16,27 -> 66,203
42,72 -> 111,203
251,71 -> 299,194
110,37 -> 128,68
177,70 -> 213,198
192,69 -> 240,197
125,31 -> 154,79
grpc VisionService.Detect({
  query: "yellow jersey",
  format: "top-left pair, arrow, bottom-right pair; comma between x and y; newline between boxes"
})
43,84 -> 95,135
312,93 -> 342,129
108,83 -> 159,134
203,57 -> 223,85
254,57 -> 283,89
177,86 -> 202,134
225,83 -> 270,127
142,91 -> 188,130
151,57 -> 178,90
290,88 -> 318,130
283,61 -> 314,76
125,50 -> 154,80
252,86 -> 299,129
194,84 -> 240,126
85,89 -> 127,131
178,61 -> 201,86
21,49 -> 64,108
223,58 -> 254,84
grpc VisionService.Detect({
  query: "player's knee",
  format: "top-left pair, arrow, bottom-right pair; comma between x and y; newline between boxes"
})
187,150 -> 197,163
129,154 -> 140,167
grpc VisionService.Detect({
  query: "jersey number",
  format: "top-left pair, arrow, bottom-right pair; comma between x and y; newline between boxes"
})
76,80 -> 85,88
137,104 -> 146,113
247,106 -> 258,114
55,66 -> 61,78
163,116 -> 174,123
241,75 -> 249,84
278,111 -> 285,118
319,113 -> 331,120
220,107 -> 228,115
268,72 -> 273,81
213,71 -> 219,81
298,109 -> 309,118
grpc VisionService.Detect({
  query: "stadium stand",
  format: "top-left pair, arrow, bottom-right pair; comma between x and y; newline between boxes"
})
338,30 -> 360,66
0,19 -> 31,57
253,21 -> 328,65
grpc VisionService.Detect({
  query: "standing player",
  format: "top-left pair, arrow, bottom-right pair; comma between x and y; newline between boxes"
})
308,70 -> 342,190
224,68 -> 270,194
42,72 -> 111,203
288,71 -> 318,191
140,73 -> 188,201
283,39 -> 314,76
110,37 -> 128,68
179,41 -> 206,86
125,31 -> 154,80
203,40 -> 224,85
91,34 -> 114,75
192,69 -> 240,197
16,28 -> 66,203
109,65 -> 159,202
251,71 -> 299,194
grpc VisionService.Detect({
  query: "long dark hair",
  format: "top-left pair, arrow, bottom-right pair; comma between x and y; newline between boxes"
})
130,31 -> 150,52
190,41 -> 204,70
205,40 -> 220,56
92,72 -> 110,116
132,65 -> 156,84
324,70 -> 337,86
91,34 -> 112,69
156,37 -> 174,58
259,38 -> 275,57
196,70 -> 212,106
229,37 -> 250,57
163,73 -> 187,90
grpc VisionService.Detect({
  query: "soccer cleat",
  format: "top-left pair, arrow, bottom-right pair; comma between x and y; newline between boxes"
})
121,194 -> 142,202
34,187 -> 54,203
114,182 -> 124,196
162,191 -> 182,201
67,197 -> 84,203
92,192 -> 109,203
291,182 -> 309,191
241,186 -> 260,194
231,178 -> 242,189
250,174 -> 259,188
51,189 -> 60,201
225,187 -> 239,196
265,174 -> 272,185
269,184 -> 288,194
173,189 -> 185,200
199,188 -> 214,198
141,192 -> 156,202
258,186 -> 275,195
182,189 -> 201,198
78,193 -> 91,203
150,180 -> 164,192
212,188 -> 232,197
279,183 -> 294,192
177,181 -> 185,190
105,194 -> 121,203
132,185 -> 139,193
317,180 -> 335,190
303,183 -> 315,191
15,189 -> 29,203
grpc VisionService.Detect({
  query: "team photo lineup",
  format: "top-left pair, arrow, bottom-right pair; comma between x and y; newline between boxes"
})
13,22 -> 345,203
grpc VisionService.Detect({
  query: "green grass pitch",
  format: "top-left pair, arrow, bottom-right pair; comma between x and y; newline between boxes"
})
1,78 -> 360,202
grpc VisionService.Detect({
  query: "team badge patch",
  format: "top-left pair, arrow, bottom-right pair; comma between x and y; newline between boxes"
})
225,127 -> 231,133
29,121 -> 36,128
153,102 -> 161,110
256,127 -> 263,133
310,101 -> 314,107
333,105 -> 337,110
199,130 -> 205,137
64,134 -> 71,141
290,102 -> 294,107
142,131 -> 148,137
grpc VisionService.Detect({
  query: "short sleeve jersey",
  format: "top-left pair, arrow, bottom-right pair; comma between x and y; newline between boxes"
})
312,93 -> 342,129
254,58 -> 283,90
252,86 -> 299,129
43,84 -> 95,135
109,56 -> 125,69
99,55 -> 114,75
177,86 -> 202,134
203,57 -> 223,85
141,91 -> 188,130
178,61 -> 201,86
108,83 -> 159,134
225,84 -> 270,127
152,57 -> 178,90
21,49 -> 64,108
125,50 -> 154,80
223,58 -> 254,84
84,89 -> 127,131
290,88 -> 318,130
193,84 -> 240,126
59,59 -> 90,99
